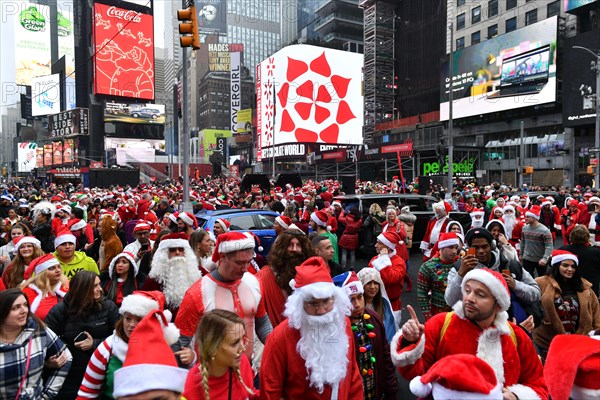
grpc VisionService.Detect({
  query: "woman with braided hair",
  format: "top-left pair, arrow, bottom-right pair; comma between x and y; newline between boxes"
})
183,309 -> 258,400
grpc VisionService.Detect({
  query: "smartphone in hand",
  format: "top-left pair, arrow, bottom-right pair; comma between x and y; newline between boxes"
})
74,332 -> 87,343
467,247 -> 476,257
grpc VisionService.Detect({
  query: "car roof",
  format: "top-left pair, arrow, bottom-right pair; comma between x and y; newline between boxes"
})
197,209 -> 279,217
334,193 -> 438,201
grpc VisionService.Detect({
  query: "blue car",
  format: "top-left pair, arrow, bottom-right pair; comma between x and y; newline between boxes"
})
196,209 -> 279,257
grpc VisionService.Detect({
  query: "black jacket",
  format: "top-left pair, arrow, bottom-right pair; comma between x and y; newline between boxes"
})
45,297 -> 119,399
32,221 -> 54,253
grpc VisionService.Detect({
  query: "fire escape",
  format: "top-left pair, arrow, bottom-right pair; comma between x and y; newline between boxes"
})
360,0 -> 396,144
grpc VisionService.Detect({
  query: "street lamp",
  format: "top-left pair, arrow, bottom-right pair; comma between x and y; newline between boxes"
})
573,46 -> 600,188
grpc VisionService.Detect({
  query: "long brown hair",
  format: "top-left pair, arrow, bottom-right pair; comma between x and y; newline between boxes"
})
65,270 -> 101,318
267,229 -> 313,293
5,245 -> 45,288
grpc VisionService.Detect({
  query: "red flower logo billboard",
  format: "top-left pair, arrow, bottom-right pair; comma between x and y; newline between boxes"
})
93,3 -> 154,100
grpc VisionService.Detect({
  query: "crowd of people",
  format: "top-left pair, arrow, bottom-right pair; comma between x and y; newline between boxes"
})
0,176 -> 598,399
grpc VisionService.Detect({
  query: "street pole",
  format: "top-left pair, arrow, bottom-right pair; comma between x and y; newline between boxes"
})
446,23 -> 454,199
182,47 -> 191,209
519,120 -> 524,189
573,46 -> 600,189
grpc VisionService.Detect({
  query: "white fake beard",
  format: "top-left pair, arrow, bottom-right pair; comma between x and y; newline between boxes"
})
471,218 -> 484,228
149,253 -> 201,308
296,308 -> 350,393
503,215 -> 516,237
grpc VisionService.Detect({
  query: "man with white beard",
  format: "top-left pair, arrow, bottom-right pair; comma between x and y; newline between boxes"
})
469,207 -> 485,229
142,232 -> 201,319
260,256 -> 363,399
502,204 -> 524,249
420,201 -> 452,261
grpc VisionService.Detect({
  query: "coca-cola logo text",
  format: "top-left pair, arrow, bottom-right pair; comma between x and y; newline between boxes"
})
107,6 -> 141,23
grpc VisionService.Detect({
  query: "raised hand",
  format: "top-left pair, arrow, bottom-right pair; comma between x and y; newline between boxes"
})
401,305 -> 425,343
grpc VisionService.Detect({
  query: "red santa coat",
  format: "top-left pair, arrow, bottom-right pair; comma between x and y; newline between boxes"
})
22,283 -> 68,321
368,253 -> 406,311
260,318 -> 364,400
516,205 -> 530,224
175,273 -> 266,360
420,216 -> 450,261
256,266 -> 287,328
382,220 -> 409,261
391,307 -> 548,400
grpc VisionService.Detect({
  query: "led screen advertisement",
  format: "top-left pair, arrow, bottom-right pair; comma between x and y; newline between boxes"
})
104,103 -> 166,124
13,1 -> 52,85
256,45 -> 364,161
564,0 -> 597,12
93,3 -> 155,100
17,142 -> 38,173
440,16 -> 557,121
197,0 -> 227,36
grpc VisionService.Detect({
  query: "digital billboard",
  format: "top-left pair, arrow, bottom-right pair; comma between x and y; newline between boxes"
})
17,142 -> 38,172
208,43 -> 244,72
57,1 -> 75,80
565,0 -> 597,12
104,103 -> 166,124
236,109 -> 252,133
256,45 -> 364,161
93,3 -> 155,100
14,2 -> 52,85
440,16 -> 557,121
197,0 -> 227,36
563,30 -> 600,127
197,129 -> 232,163
32,74 -> 61,116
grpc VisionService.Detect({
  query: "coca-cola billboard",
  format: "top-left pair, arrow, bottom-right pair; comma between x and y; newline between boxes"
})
93,3 -> 154,100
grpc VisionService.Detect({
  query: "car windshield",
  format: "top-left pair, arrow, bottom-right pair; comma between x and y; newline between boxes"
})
256,213 -> 275,229
197,217 -> 209,229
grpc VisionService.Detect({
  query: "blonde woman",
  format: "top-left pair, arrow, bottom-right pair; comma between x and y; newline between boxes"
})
2,235 -> 45,289
183,309 -> 257,400
19,254 -> 69,320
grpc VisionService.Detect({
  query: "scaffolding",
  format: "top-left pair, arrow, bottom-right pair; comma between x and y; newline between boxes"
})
360,0 -> 396,144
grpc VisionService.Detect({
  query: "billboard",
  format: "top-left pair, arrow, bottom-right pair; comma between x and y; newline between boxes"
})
208,43 -> 244,72
565,0 -> 597,12
14,2 -> 52,85
230,52 -> 241,134
236,109 -> 252,133
93,3 -> 155,100
256,45 -> 364,161
17,142 -> 38,172
563,30 -> 600,126
32,74 -> 61,116
104,103 -> 166,124
48,108 -> 89,138
43,144 -> 53,167
197,0 -> 227,36
440,16 -> 558,121
57,1 -> 75,80
197,129 -> 232,163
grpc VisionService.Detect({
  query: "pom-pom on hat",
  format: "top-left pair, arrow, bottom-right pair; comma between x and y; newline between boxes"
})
157,232 -> 191,251
108,251 -> 138,279
243,231 -> 263,253
178,212 -> 198,229
437,232 -> 460,249
310,211 -> 331,231
333,271 -> 364,297
377,231 -> 401,250
15,236 -> 41,251
462,268 -> 511,311
24,254 -> 59,280
289,256 -> 335,299
134,220 -> 152,233
211,231 -> 255,262
550,249 -> 578,267
113,310 -> 187,398
215,218 -> 231,232
409,354 -> 502,399
275,215 -> 292,229
525,205 -> 541,220
54,230 -> 76,247
544,334 -> 600,400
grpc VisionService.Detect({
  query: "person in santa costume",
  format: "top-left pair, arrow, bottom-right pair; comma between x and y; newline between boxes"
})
123,220 -> 154,276
19,253 -> 69,320
409,354 -> 503,399
260,256 -> 363,399
469,207 -> 485,229
273,215 -> 292,236
141,232 -> 202,319
102,251 -> 147,307
212,218 -> 230,238
177,212 -> 198,236
368,231 -> 407,322
393,268 -> 548,400
585,196 -> 600,247
113,309 -> 188,400
420,201 -> 452,261
516,196 -> 531,224
561,198 -> 581,244
501,205 -> 524,250
544,333 -> 600,400
175,231 -> 271,363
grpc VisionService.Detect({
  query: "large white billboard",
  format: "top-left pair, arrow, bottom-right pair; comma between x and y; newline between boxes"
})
32,74 -> 61,116
13,2 -> 52,85
256,45 -> 364,161
17,142 -> 38,172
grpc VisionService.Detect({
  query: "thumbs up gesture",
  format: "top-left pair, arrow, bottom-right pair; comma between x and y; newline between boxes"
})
401,305 -> 425,343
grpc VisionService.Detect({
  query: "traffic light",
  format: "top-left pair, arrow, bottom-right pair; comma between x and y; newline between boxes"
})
177,6 -> 200,49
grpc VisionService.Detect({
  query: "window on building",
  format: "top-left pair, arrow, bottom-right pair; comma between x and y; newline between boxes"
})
506,17 -> 517,32
457,0 -> 465,6
547,0 -> 560,17
525,9 -> 538,25
456,37 -> 465,49
506,0 -> 517,10
457,13 -> 465,30
488,24 -> 498,38
488,0 -> 499,17
471,31 -> 481,44
472,6 -> 481,24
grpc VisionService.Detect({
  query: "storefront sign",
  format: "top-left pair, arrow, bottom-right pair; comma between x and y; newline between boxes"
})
50,166 -> 88,177
261,144 -> 306,158
421,156 -> 476,176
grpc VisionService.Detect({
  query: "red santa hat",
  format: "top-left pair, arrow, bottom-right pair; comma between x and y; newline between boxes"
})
541,198 -> 552,207
57,204 -> 72,215
108,251 -> 139,279
24,254 -> 60,280
168,211 -> 179,225
550,249 -> 578,267
15,236 -> 41,252
310,211 -> 331,231
134,220 -> 152,233
503,204 -> 515,214
243,232 -> 263,253
491,206 -> 504,216
470,208 -> 485,217
433,201 -> 452,215
178,212 -> 198,229
437,232 -> 460,249
544,334 -> 600,400
289,256 -> 335,299
113,310 -> 186,398
69,218 -> 87,232
525,205 -> 541,220
410,354 -> 502,399
462,268 -> 510,311
54,230 -> 76,248
332,271 -> 364,297
211,231 -> 255,262
377,231 -> 401,251
275,215 -> 292,229
120,290 -> 167,319
331,200 -> 342,208
157,232 -> 191,251
215,218 -> 231,232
